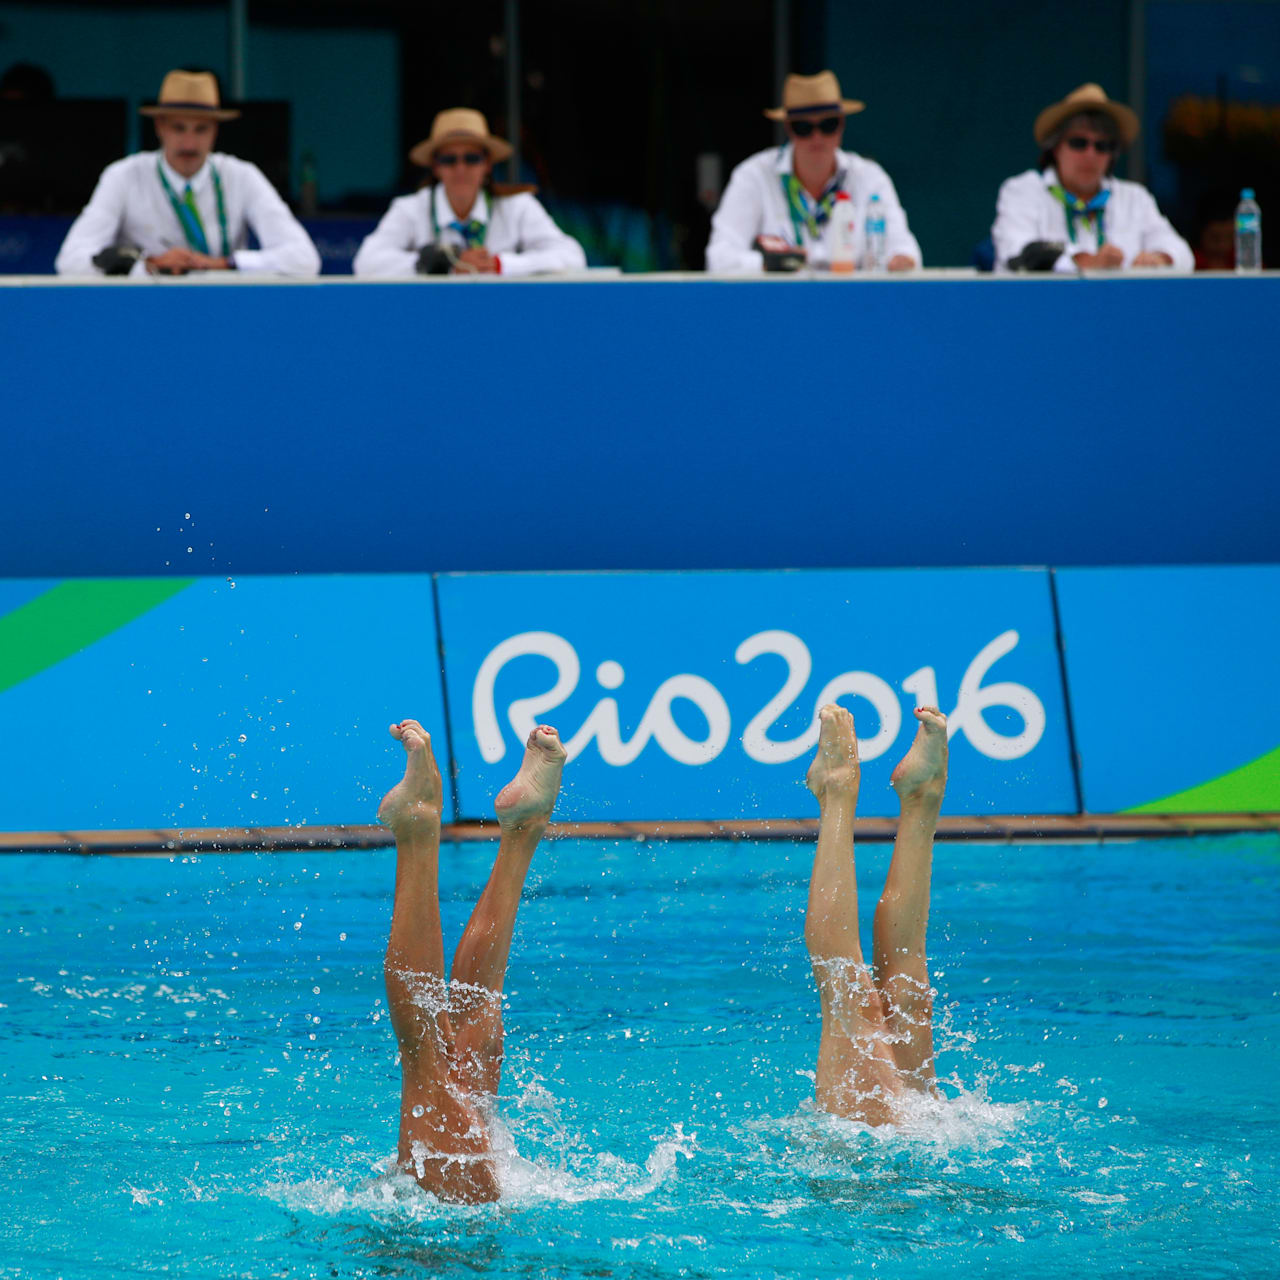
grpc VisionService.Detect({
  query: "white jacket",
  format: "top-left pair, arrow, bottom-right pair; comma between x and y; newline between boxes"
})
992,168 -> 1193,272
55,151 -> 320,277
706,144 -> 921,272
353,185 -> 586,277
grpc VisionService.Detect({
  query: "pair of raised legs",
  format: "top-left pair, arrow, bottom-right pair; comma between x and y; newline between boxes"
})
376,718 -> 567,1204
804,703 -> 949,1124
377,702 -> 947,1202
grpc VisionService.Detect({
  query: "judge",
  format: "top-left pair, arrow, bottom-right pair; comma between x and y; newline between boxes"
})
353,108 -> 586,278
992,83 -> 1192,272
56,69 -> 320,278
706,71 -> 920,274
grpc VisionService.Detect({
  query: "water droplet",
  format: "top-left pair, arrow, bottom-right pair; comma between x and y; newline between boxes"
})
411,1104 -> 424,1118
293,921 -> 302,931
238,734 -> 247,744
186,547 -> 193,554
184,512 -> 191,519
312,986 -> 320,995
1098,1097 -> 1108,1108
339,932 -> 347,942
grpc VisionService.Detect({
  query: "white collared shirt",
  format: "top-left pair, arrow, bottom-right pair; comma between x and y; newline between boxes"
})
55,150 -> 321,277
992,167 -> 1193,272
705,144 -> 921,272
352,184 -> 587,277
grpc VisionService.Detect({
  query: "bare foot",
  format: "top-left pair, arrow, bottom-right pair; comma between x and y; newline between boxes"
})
890,706 -> 948,806
377,719 -> 444,832
806,704 -> 860,806
494,725 -> 567,831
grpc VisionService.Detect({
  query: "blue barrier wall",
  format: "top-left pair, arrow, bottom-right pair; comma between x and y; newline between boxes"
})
3,565 -> 1277,832
1,567 -> 1073,829
3,278 -> 1277,578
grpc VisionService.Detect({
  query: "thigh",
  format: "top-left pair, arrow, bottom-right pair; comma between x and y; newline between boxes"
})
398,1062 -> 499,1203
447,979 -> 505,1098
876,968 -> 936,1090
812,961 -> 907,1125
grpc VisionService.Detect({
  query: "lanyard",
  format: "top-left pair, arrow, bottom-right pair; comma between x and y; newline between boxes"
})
156,160 -> 230,257
779,171 -> 840,247
1050,184 -> 1109,250
431,190 -> 488,247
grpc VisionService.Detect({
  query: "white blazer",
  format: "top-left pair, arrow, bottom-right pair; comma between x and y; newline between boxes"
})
706,144 -> 921,272
992,168 -> 1193,272
353,185 -> 586,277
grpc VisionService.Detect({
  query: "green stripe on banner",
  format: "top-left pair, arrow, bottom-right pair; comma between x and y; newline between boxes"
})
0,578 -> 194,695
1127,742 -> 1280,814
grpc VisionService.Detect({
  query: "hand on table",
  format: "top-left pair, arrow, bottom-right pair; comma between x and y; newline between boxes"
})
185,251 -> 233,271
1132,250 -> 1174,267
146,247 -> 199,274
887,254 -> 916,271
146,248 -> 232,274
455,247 -> 498,274
1073,243 -> 1125,270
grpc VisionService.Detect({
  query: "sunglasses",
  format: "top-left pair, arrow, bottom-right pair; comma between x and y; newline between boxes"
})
788,116 -> 842,138
435,151 -> 487,167
1063,136 -> 1117,154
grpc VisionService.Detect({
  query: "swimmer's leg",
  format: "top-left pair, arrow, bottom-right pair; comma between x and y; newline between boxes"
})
379,719 -> 497,1203
804,704 -> 904,1125
448,725 -> 567,1097
872,706 -> 948,1088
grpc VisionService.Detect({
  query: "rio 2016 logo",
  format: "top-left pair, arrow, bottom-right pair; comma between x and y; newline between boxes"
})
473,630 -> 1045,767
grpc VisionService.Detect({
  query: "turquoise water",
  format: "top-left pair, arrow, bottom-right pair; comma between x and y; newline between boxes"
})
2,835 -> 1276,1278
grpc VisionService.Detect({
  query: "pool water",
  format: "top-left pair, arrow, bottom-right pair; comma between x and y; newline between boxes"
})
2,834 -> 1276,1278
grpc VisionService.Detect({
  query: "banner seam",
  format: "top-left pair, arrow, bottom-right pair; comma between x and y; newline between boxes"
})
1048,566 -> 1086,814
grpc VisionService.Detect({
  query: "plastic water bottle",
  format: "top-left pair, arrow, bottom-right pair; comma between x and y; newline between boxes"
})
1235,188 -> 1261,273
864,193 -> 887,272
829,191 -> 856,274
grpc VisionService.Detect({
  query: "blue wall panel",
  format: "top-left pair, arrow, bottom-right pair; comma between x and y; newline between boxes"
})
1056,565 -> 1280,813
438,568 -> 1074,821
0,574 -> 448,831
2,278 -> 1276,579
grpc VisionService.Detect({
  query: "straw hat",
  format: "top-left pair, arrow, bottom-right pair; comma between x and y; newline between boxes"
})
139,70 -> 240,121
764,71 -> 864,122
1033,83 -> 1139,148
409,108 -> 513,166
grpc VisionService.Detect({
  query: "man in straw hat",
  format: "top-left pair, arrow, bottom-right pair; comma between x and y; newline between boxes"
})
992,83 -> 1191,272
706,71 -> 920,274
56,69 -> 319,277
354,108 -> 584,277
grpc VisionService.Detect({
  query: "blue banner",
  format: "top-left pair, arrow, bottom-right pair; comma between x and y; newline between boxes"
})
0,573 -> 449,831
1056,566 -> 1280,813
438,569 -> 1075,820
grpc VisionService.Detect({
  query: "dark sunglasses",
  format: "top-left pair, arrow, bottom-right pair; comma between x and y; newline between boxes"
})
788,116 -> 842,138
436,151 -> 487,167
1063,135 -> 1117,154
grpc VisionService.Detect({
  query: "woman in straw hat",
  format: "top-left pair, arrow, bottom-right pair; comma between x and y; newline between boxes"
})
706,71 -> 920,274
56,69 -> 319,278
991,83 -> 1191,272
354,109 -> 585,277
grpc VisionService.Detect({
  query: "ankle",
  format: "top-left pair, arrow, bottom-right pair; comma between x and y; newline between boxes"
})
497,812 -> 549,838
391,804 -> 442,838
896,791 -> 942,824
